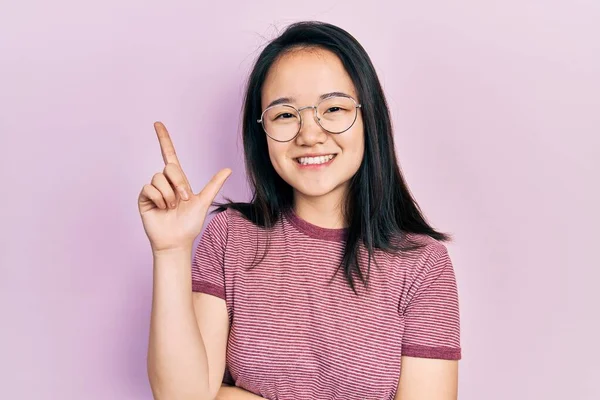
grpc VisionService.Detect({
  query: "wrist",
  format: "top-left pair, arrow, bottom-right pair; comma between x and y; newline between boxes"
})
152,246 -> 193,260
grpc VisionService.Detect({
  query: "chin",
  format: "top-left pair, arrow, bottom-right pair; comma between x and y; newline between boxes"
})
292,180 -> 346,199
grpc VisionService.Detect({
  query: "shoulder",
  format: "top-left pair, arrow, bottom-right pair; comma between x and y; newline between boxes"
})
402,232 -> 449,258
393,232 -> 452,277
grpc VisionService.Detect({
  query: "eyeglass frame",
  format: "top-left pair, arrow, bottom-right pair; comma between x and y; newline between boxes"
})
256,95 -> 362,143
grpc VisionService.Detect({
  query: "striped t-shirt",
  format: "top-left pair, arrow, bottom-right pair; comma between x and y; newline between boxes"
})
192,208 -> 461,400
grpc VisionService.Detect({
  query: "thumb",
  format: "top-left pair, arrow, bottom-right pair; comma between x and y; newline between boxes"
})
195,168 -> 232,205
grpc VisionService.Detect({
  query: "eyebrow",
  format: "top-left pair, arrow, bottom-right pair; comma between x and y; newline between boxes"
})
265,91 -> 353,109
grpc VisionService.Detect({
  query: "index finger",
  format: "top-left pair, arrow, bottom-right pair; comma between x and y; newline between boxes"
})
154,121 -> 180,166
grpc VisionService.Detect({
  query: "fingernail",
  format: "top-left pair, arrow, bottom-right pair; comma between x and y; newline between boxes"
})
179,188 -> 189,200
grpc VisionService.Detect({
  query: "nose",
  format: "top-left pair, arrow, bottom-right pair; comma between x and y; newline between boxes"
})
295,106 -> 327,146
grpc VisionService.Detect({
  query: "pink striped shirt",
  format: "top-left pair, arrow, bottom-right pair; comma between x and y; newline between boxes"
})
192,208 -> 461,400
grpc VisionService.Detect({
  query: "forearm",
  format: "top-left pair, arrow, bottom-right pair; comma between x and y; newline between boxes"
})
216,384 -> 264,399
147,249 -> 211,400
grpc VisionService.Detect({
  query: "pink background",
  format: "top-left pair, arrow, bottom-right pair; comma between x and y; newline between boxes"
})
1,1 -> 598,399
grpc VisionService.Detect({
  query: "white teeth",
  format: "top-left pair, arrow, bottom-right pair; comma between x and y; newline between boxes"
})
297,154 -> 335,165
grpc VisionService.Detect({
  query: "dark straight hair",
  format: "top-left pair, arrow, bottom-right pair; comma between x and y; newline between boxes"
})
215,21 -> 450,294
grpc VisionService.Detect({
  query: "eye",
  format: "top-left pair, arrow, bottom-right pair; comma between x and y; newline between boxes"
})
275,112 -> 296,120
326,107 -> 341,113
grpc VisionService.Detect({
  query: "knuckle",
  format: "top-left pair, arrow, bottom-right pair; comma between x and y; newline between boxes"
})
142,184 -> 155,195
163,163 -> 178,174
151,173 -> 163,183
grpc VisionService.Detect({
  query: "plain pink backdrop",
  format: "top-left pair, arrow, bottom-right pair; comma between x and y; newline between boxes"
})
1,1 -> 598,399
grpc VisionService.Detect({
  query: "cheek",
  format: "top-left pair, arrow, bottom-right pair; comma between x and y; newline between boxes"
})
344,126 -> 365,166
354,129 -> 365,155
266,142 -> 288,171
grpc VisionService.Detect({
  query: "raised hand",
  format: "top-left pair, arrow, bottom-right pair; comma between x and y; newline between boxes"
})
138,121 -> 231,254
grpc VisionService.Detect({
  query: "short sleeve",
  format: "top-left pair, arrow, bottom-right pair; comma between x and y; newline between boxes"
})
191,209 -> 229,300
401,245 -> 462,360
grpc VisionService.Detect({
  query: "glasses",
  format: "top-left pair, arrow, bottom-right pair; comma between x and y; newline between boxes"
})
257,95 -> 362,142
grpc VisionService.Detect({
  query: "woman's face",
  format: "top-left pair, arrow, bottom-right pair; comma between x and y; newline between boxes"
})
261,47 -> 365,204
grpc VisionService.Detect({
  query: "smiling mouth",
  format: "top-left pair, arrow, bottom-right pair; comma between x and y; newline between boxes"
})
295,154 -> 337,165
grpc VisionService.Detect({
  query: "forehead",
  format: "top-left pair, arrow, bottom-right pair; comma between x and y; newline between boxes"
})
261,47 -> 357,108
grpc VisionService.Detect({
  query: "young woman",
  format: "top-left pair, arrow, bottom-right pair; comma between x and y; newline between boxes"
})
140,21 -> 461,400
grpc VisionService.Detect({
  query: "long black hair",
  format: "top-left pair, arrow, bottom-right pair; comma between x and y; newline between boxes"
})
214,21 -> 450,294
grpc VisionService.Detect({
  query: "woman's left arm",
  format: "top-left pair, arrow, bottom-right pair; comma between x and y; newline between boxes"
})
394,357 -> 458,400
395,245 -> 462,400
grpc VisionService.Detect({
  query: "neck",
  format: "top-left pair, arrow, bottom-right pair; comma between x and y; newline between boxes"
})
293,185 -> 348,229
